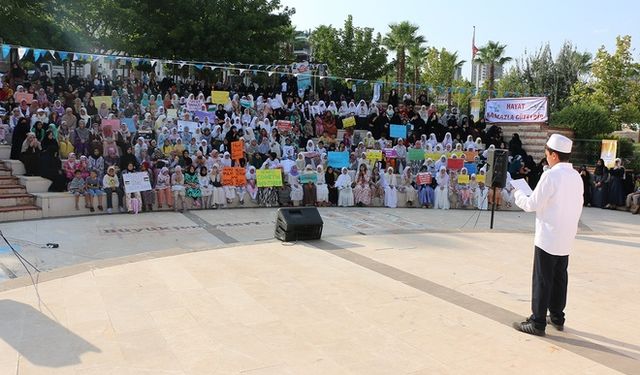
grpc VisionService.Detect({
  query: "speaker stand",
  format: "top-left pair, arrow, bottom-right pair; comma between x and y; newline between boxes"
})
490,186 -> 497,229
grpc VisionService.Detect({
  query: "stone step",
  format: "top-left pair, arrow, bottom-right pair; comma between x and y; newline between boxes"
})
1,159 -> 25,176
0,185 -> 27,194
0,204 -> 43,222
0,193 -> 36,207
0,145 -> 10,160
0,176 -> 20,186
0,168 -> 12,176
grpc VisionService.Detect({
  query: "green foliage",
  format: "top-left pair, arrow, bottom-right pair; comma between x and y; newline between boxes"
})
551,103 -> 615,139
474,41 -> 511,98
1,0 -> 294,64
383,21 -> 425,91
574,35 -> 640,127
310,15 -> 389,81
422,48 -> 464,88
450,79 -> 474,114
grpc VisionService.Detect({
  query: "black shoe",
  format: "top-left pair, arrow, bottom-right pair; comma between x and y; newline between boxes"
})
513,318 -> 545,336
547,316 -> 564,331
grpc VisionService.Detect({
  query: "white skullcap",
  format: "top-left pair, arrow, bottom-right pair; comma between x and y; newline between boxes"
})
546,134 -> 572,153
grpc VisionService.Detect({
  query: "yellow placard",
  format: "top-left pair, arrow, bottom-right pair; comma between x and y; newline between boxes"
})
211,91 -> 230,104
166,109 -> 178,118
366,150 -> 383,161
93,96 -> 112,108
458,175 -> 470,184
600,140 -> 617,168
256,169 -> 283,187
425,153 -> 443,161
342,116 -> 356,128
476,175 -> 486,183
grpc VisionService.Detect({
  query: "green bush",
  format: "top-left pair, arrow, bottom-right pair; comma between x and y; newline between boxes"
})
551,103 -> 615,139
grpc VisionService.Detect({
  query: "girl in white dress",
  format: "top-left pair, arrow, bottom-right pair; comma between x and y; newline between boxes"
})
315,165 -> 329,205
383,166 -> 398,208
336,167 -> 354,207
400,166 -> 417,206
434,166 -> 450,210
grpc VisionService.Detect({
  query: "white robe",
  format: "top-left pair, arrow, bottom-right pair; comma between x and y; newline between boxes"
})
383,173 -> 398,208
475,186 -> 489,210
316,172 -> 329,202
434,174 -> 450,210
336,173 -> 353,207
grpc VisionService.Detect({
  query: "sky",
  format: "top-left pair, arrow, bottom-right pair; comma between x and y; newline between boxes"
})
279,0 -> 640,80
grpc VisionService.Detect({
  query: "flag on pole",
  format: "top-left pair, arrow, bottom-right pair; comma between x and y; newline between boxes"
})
472,26 -> 479,58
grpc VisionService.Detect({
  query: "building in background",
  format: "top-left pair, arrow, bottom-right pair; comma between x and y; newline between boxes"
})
471,62 -> 503,89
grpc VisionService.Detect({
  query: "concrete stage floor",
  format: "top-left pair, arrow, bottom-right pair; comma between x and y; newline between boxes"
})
0,207 -> 638,374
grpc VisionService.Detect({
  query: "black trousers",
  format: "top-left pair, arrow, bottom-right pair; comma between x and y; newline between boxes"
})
531,246 -> 569,329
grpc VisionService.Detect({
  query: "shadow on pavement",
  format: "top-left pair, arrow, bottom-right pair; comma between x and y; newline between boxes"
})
0,300 -> 101,367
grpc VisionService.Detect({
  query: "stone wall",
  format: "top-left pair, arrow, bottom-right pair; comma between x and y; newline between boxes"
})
495,122 -> 574,162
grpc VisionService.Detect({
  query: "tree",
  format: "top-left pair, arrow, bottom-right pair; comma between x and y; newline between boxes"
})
310,15 -> 389,81
474,41 -> 512,98
383,21 -> 425,94
496,67 -> 527,97
588,35 -> 640,127
407,44 -> 428,98
551,103 -> 615,138
422,48 -> 465,106
553,42 -> 591,109
2,0 -> 296,65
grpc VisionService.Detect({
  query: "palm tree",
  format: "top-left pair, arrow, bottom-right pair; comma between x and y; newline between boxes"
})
383,21 -> 426,94
474,41 -> 512,98
407,44 -> 428,98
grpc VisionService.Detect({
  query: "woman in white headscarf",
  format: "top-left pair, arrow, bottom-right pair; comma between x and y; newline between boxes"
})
335,167 -> 354,207
399,166 -> 417,206
383,166 -> 398,208
474,174 -> 489,210
327,101 -> 338,115
434,166 -> 450,210
245,165 -> 259,202
208,165 -> 226,208
348,101 -> 357,116
288,165 -> 304,204
418,105 -> 429,121
318,100 -> 327,114
443,132 -> 453,148
315,164 -> 329,206
338,101 -> 349,118
463,135 -> 476,151
426,133 -> 438,150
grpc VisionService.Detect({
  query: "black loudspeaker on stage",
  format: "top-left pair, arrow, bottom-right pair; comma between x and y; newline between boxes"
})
275,207 -> 324,242
486,149 -> 509,189
485,148 -> 509,230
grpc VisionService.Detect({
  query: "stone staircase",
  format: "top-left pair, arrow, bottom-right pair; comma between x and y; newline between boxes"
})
498,123 -> 574,162
0,145 -> 44,221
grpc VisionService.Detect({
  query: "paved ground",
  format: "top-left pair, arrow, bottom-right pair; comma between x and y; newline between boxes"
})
0,207 -> 638,374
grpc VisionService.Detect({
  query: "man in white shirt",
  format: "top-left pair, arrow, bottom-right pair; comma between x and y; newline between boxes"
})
512,134 -> 583,336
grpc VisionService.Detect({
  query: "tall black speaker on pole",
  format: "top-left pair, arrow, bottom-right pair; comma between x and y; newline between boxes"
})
486,149 -> 509,229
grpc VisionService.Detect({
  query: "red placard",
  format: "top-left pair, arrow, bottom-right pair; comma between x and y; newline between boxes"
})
231,140 -> 244,160
447,158 -> 464,170
277,120 -> 292,132
416,173 -> 432,185
14,92 -> 34,103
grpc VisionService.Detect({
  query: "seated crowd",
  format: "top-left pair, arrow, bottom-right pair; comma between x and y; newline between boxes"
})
0,66 -> 636,214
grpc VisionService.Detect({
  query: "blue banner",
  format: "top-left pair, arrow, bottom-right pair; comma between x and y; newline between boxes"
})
464,162 -> 477,175
328,151 -> 349,168
122,118 -> 136,132
390,124 -> 406,139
